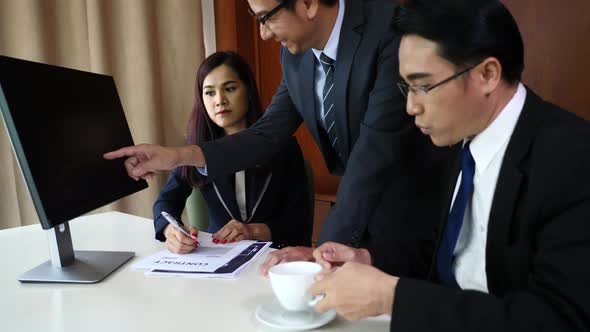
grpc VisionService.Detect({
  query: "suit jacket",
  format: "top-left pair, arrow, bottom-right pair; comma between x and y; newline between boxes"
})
153,138 -> 311,249
390,88 -> 590,331
200,0 -> 444,273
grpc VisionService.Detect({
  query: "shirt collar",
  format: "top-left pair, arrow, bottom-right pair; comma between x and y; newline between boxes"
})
468,83 -> 527,175
312,0 -> 345,62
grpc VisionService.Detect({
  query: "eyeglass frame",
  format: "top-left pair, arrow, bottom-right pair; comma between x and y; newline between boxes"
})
397,63 -> 479,98
247,2 -> 286,26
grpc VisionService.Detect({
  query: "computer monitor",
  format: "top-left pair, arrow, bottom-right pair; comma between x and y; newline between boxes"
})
0,55 -> 148,283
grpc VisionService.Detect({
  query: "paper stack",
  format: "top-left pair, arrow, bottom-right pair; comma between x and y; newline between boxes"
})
132,237 -> 272,278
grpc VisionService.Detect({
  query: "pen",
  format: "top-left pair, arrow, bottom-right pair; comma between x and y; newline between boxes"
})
161,211 -> 194,239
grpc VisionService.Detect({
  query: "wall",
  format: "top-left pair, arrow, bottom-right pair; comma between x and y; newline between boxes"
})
502,0 -> 590,120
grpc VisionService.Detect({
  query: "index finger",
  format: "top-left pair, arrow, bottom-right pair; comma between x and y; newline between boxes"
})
313,248 -> 332,269
214,220 -> 238,239
189,226 -> 199,239
224,229 -> 240,242
313,294 -> 332,314
310,278 -> 331,314
103,145 -> 141,160
175,228 -> 197,246
310,272 -> 330,296
259,251 -> 281,276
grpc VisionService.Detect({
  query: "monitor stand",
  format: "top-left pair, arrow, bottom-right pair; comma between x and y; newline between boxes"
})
18,221 -> 134,283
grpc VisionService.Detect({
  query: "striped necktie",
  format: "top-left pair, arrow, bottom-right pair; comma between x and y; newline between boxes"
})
319,52 -> 342,161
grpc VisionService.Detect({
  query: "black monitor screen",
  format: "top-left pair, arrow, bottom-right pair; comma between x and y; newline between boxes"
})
0,56 -> 148,230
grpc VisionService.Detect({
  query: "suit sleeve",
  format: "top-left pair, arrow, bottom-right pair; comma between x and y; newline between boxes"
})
152,167 -> 193,241
200,48 -> 303,180
318,29 -> 428,246
265,138 -> 312,248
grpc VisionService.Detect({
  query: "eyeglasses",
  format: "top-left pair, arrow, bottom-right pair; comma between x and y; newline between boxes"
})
247,2 -> 286,27
397,64 -> 478,98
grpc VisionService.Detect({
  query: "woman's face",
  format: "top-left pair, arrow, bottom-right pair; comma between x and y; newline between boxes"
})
202,64 -> 249,135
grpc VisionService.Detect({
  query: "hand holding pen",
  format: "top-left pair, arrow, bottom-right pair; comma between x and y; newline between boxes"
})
161,211 -> 199,254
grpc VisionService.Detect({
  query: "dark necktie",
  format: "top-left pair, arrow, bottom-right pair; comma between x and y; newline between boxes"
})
436,142 -> 475,287
319,52 -> 342,161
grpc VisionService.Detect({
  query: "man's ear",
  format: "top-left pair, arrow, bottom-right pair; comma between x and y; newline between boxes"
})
475,57 -> 502,97
301,0 -> 320,20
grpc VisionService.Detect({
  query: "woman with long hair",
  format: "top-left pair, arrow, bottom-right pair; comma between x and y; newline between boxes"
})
153,52 -> 311,254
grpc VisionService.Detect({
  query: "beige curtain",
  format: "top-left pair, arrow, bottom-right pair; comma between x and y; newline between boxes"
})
0,0 -> 206,229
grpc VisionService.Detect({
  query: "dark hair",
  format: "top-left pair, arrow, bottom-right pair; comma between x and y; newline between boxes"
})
392,0 -> 524,84
280,0 -> 338,11
181,51 -> 263,188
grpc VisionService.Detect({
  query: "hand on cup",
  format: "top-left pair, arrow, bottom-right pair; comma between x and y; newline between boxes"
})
312,242 -> 372,271
260,246 -> 315,276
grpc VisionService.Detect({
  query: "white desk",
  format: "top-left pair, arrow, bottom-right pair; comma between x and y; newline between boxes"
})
0,212 -> 390,332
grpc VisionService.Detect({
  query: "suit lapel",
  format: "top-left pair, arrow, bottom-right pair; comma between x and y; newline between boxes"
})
213,174 -> 240,221
485,161 -> 523,292
245,168 -> 271,221
486,88 -> 539,292
332,0 -> 364,159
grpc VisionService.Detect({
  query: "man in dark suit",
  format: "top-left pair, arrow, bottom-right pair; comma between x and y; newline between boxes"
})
105,0 -> 441,277
309,0 -> 590,330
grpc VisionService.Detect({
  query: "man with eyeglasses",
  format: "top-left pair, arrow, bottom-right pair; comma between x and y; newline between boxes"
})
106,0 -> 446,278
308,0 -> 590,330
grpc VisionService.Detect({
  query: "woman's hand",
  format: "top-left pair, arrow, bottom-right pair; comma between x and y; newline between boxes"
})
213,220 -> 271,243
163,224 -> 199,254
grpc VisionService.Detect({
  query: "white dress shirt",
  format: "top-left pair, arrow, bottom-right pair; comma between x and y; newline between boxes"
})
312,0 -> 345,130
235,171 -> 248,221
451,83 -> 527,293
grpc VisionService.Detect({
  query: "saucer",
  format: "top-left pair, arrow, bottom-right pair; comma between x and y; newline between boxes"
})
255,299 -> 337,331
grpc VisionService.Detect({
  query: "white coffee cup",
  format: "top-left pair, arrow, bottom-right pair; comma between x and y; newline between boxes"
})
268,261 -> 323,311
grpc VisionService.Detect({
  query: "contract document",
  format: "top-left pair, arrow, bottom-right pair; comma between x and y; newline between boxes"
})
132,237 -> 272,278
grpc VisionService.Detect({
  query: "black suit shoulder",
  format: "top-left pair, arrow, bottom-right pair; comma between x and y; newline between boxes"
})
518,91 -> 590,213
